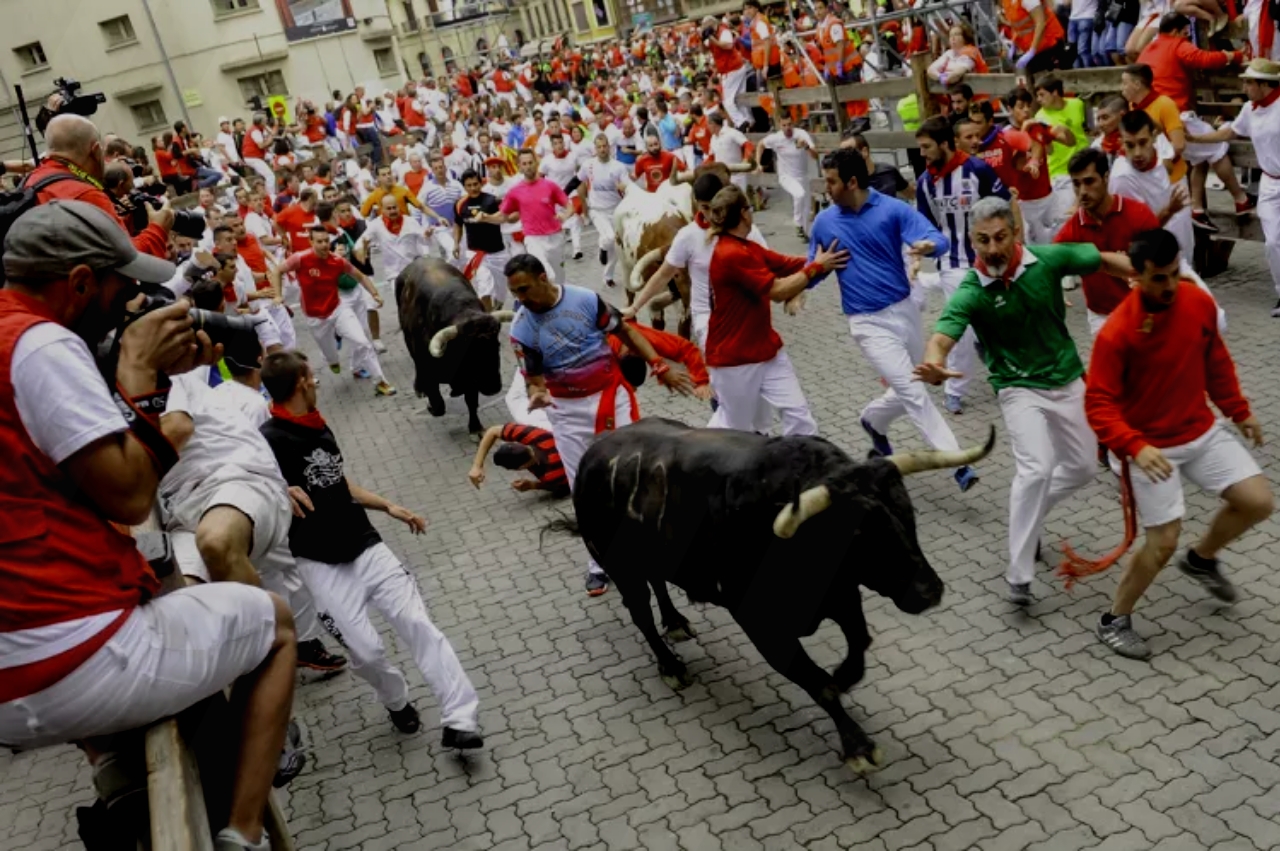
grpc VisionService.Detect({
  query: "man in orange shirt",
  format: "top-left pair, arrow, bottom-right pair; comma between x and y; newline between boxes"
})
1137,14 -> 1252,229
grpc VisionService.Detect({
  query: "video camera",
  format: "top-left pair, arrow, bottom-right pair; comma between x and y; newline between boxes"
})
52,77 -> 106,119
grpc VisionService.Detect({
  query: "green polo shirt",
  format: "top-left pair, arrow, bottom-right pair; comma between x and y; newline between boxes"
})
936,243 -> 1101,391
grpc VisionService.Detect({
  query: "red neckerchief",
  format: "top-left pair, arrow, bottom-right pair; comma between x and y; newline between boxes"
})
383,215 -> 404,235
443,145 -> 455,155
1100,130 -> 1123,155
1262,1 -> 1275,57
270,403 -> 326,430
338,213 -> 356,228
974,243 -> 1024,286
1257,84 -> 1280,110
927,149 -> 969,181
323,222 -> 339,234
1131,91 -> 1158,112
694,211 -> 709,229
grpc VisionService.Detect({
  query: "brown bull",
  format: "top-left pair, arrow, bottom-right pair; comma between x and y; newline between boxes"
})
629,213 -> 692,339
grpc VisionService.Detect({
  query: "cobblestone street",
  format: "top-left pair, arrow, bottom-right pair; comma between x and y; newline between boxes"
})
5,199 -> 1280,851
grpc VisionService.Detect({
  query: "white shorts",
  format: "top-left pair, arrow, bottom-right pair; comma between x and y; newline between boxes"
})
1181,113 -> 1230,166
0,583 -> 276,750
1132,424 -> 1262,528
162,469 -> 292,581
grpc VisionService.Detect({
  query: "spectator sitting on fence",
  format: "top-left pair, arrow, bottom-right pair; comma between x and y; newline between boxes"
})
0,200 -> 299,851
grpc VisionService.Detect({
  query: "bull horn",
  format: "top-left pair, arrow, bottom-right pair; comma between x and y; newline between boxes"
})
887,424 -> 997,476
428,324 -> 459,358
490,309 -> 517,324
628,247 -> 666,292
773,485 -> 832,539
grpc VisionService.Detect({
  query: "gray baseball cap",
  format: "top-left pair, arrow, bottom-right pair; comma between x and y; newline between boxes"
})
3,199 -> 176,285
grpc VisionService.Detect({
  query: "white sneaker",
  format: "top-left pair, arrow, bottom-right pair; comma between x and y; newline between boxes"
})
374,340 -> 387,354
1062,275 -> 1079,291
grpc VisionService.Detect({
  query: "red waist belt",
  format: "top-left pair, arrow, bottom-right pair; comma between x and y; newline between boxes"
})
546,360 -> 639,433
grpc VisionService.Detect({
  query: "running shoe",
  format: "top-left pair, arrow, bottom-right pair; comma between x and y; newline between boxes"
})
1007,582 -> 1033,606
945,394 -> 963,415
375,381 -> 398,397
585,572 -> 610,597
353,368 -> 371,380
1062,275 -> 1079,291
389,702 -> 421,734
1177,552 -> 1238,603
1191,210 -> 1219,233
273,719 -> 308,787
599,248 -> 608,266
442,728 -> 485,750
573,250 -> 584,260
1272,299 -> 1280,319
374,339 -> 388,354
296,639 -> 347,675
795,226 -> 807,241
329,364 -> 341,375
1236,197 -> 1256,220
1097,614 -> 1151,660
955,465 -> 979,492
215,828 -> 270,851
861,418 -> 893,457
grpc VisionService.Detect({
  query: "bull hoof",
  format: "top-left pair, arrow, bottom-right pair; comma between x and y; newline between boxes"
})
844,747 -> 885,777
661,671 -> 694,691
469,431 -> 482,444
427,402 -> 446,417
663,623 -> 697,643
416,392 -> 427,399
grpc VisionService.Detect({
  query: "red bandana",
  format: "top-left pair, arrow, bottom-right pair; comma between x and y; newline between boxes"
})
974,243 -> 1024,285
382,215 -> 404,235
270,403 -> 326,430
1258,84 -> 1280,110
926,150 -> 969,181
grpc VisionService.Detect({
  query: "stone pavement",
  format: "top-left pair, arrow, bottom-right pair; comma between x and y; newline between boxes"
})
5,200 -> 1280,851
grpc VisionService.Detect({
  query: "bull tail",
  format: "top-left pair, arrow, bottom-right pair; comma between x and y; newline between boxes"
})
539,512 -> 581,549
628,248 -> 665,292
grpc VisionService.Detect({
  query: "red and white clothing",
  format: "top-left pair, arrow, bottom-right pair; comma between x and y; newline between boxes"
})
633,150 -> 686,192
710,25 -> 752,128
759,129 -> 816,230
356,215 -> 432,285
241,126 -> 275,194
500,178 -> 570,282
1232,86 -> 1280,298
1086,284 -> 1259,526
1109,154 -> 1195,261
0,291 -> 277,748
1246,0 -> 1280,61
710,125 -> 752,191
705,234 -> 817,435
280,250 -> 385,381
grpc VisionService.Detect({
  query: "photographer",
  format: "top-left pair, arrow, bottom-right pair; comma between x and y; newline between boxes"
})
27,115 -> 171,260
0,200 -> 296,851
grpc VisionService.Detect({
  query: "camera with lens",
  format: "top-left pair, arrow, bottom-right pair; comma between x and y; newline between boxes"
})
134,288 -> 266,353
53,77 -> 106,118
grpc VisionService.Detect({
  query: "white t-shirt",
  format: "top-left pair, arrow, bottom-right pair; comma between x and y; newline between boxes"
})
540,151 -> 580,189
160,372 -> 285,502
710,127 -> 749,166
666,221 -> 767,323
357,216 -> 433,283
212,380 -> 271,428
760,129 -> 815,178
1109,156 -> 1194,258
216,131 -> 241,163
577,158 -> 632,213
1070,0 -> 1099,20
1232,95 -> 1280,176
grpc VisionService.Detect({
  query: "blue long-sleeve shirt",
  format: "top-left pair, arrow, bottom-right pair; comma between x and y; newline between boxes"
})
808,189 -> 949,316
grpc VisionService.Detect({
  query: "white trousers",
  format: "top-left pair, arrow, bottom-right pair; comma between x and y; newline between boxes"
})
694,313 -> 772,431
0,584 -> 276,750
524,233 -> 565,283
999,379 -> 1097,585
297,543 -> 480,731
304,303 -> 384,382
339,286 -> 376,339
428,227 -> 458,264
243,158 -> 275,195
1047,176 -> 1076,234
265,302 -> 296,350
777,173 -> 811,231
589,208 -> 619,282
722,65 -> 753,128
938,267 -> 980,399
548,386 -> 635,578
850,299 -> 960,452
481,250 -> 512,306
1020,194 -> 1057,245
564,213 -> 583,253
707,350 -> 817,435
1260,174 -> 1280,298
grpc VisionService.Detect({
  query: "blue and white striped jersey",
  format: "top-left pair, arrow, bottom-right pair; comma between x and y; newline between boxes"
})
915,154 -> 1009,270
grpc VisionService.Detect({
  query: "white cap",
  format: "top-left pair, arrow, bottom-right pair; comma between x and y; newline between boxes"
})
218,116 -> 230,124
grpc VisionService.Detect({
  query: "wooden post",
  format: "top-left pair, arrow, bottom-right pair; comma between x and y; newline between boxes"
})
911,53 -> 936,118
829,79 -> 849,134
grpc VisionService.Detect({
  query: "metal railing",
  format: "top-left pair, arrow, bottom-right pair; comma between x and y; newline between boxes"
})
428,0 -> 512,27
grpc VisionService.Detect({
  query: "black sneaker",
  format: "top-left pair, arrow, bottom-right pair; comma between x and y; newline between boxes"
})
1191,210 -> 1220,233
442,727 -> 484,750
860,418 -> 893,458
1007,581 -> 1033,606
585,572 -> 609,597
599,248 -> 608,266
1097,613 -> 1151,659
296,639 -> 347,676
1177,552 -> 1238,603
389,703 -> 421,734
573,250 -> 584,260
1271,299 -> 1280,319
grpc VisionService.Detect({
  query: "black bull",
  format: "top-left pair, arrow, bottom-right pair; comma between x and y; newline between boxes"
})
549,418 -> 995,774
395,258 -> 513,435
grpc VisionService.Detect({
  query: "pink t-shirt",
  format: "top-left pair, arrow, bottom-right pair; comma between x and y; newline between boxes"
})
499,178 -> 569,237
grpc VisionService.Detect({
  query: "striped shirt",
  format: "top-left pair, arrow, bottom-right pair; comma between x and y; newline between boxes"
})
915,152 -> 1009,271
500,423 -> 567,490
418,176 -> 465,225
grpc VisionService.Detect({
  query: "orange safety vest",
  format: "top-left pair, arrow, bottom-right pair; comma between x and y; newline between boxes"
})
1002,0 -> 1064,54
749,15 -> 781,69
818,15 -> 858,78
